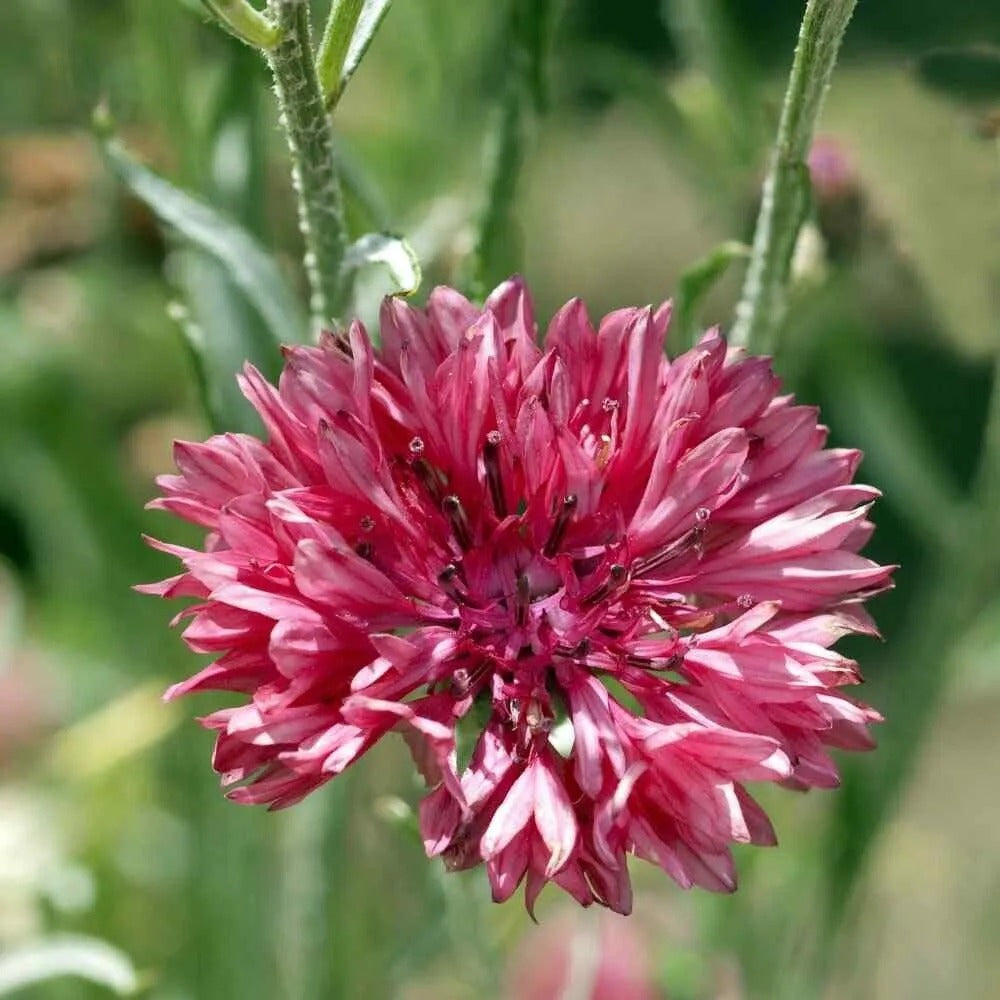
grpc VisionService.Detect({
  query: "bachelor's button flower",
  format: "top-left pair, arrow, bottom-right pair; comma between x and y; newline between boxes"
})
141,277 -> 892,913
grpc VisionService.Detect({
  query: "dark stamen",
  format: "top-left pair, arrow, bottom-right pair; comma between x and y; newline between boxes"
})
523,699 -> 551,734
442,495 -> 473,549
580,562 -> 627,608
355,541 -> 374,561
554,638 -> 591,659
438,563 -> 465,604
453,658 -> 492,696
515,573 -> 531,627
632,523 -> 706,577
624,654 -> 653,668
483,430 -> 507,518
409,438 -> 443,504
625,652 -> 684,672
543,494 -> 578,558
326,329 -> 351,355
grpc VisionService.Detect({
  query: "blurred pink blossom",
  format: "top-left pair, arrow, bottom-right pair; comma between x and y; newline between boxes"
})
505,910 -> 658,1000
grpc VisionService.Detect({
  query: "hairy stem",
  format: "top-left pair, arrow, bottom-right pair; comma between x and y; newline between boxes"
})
266,0 -> 348,327
730,0 -> 858,352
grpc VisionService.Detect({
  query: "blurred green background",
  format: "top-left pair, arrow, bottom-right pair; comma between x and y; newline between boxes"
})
1,1 -> 999,998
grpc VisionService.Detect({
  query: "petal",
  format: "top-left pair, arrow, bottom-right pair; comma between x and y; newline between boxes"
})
532,758 -> 579,876
480,764 -> 536,859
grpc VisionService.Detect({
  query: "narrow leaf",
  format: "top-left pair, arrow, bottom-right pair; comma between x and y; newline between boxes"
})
343,232 -> 422,296
200,0 -> 281,49
674,240 -> 749,350
320,0 -> 392,106
98,125 -> 305,348
342,1 -> 393,91
168,249 -> 275,434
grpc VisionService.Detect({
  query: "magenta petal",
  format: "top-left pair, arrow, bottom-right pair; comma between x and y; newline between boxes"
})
481,764 -> 537,859
532,757 -> 579,876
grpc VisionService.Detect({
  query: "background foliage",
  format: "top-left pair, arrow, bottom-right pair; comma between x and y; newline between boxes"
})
1,1 -> 999,997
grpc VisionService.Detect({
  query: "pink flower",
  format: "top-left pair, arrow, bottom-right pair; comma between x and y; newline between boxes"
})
504,909 -> 657,1000
142,277 -> 892,913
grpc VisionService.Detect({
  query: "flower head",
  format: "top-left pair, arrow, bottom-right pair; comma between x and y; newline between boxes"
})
142,277 -> 892,914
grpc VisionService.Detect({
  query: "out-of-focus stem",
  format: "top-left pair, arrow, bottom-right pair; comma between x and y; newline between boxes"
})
471,0 -> 558,296
203,0 -> 280,49
976,140 -> 1000,533
472,77 -> 528,297
973,353 -> 1000,543
730,0 -> 858,353
317,0 -> 365,107
266,0 -> 348,327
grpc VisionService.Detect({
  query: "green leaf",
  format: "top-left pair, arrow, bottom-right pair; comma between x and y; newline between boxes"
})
673,240 -> 749,350
0,935 -> 139,996
343,1 -> 393,90
319,0 -> 393,106
916,46 -> 1000,104
200,0 -> 281,49
97,126 -> 306,349
168,249 -> 275,434
343,232 -> 422,297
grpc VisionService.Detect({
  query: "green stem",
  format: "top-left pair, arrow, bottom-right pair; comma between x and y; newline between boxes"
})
471,76 -> 528,297
973,353 -> 1000,542
202,0 -> 281,49
317,0 -> 365,107
730,0 -> 858,353
975,141 -> 1000,530
266,0 -> 349,327
471,0 -> 558,295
